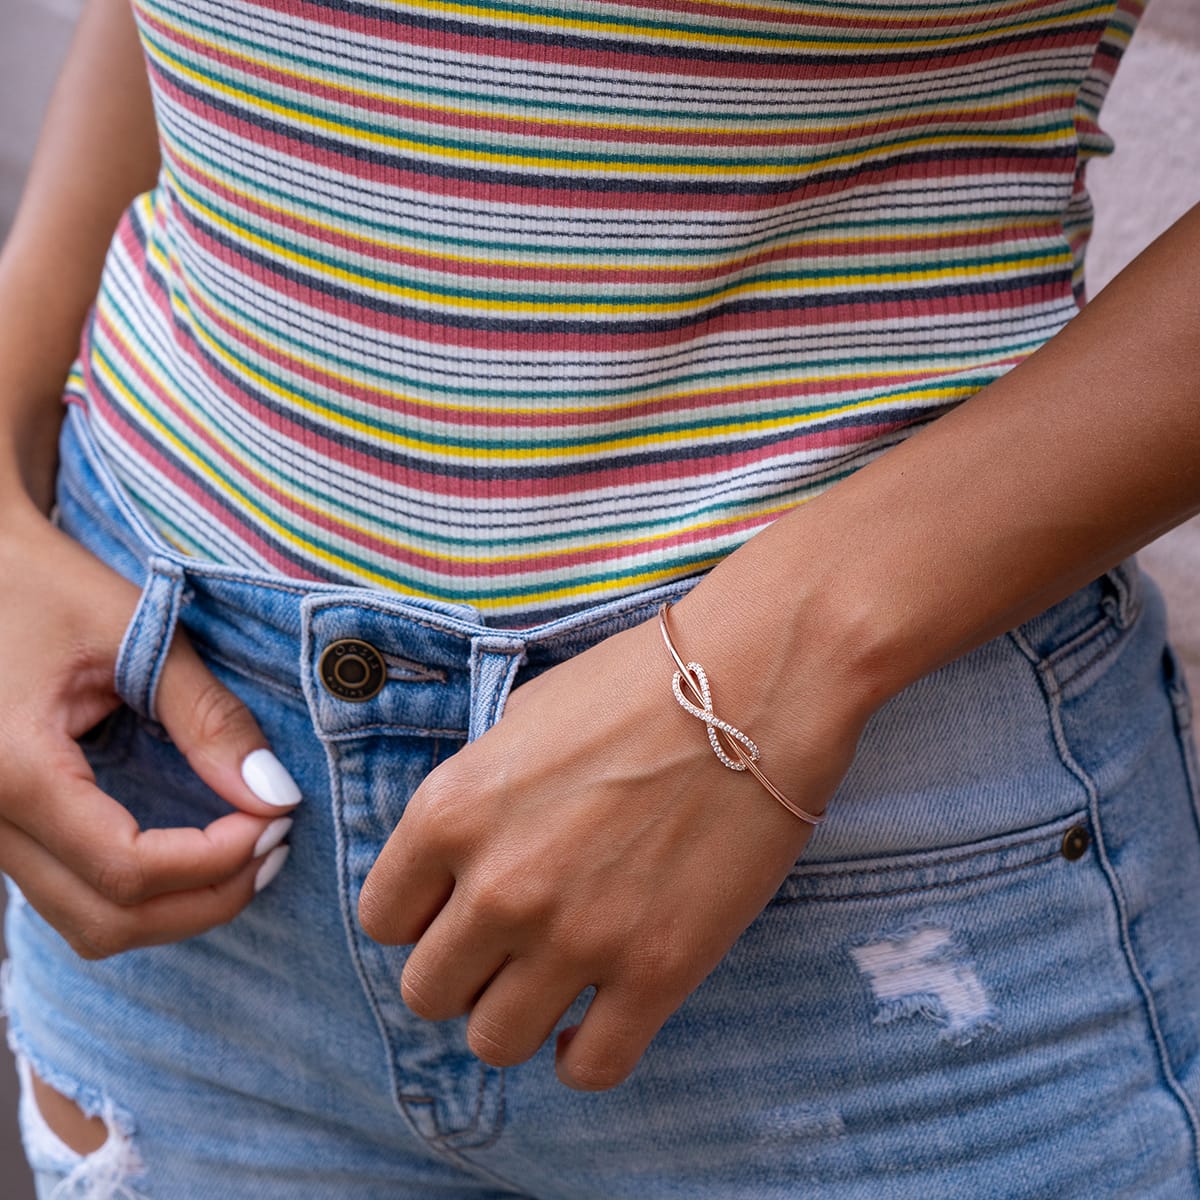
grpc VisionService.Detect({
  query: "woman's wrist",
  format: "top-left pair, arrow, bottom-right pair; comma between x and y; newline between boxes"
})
663,523 -> 885,804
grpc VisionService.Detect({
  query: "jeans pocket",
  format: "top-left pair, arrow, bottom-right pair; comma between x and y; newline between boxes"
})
774,806 -> 1085,904
74,706 -> 137,771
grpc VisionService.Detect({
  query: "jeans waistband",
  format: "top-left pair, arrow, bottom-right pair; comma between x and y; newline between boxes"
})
56,403 -> 1142,742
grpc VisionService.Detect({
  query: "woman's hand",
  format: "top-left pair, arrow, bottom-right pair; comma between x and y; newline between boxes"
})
0,494 -> 301,959
359,598 -> 868,1091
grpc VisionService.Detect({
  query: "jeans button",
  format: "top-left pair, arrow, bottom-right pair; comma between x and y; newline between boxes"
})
320,639 -> 386,702
1061,825 -> 1090,861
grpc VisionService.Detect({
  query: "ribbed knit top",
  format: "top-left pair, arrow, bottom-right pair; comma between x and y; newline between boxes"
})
70,0 -> 1143,625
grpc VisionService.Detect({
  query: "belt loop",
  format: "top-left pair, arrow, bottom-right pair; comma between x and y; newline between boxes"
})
113,556 -> 187,723
468,635 -> 528,743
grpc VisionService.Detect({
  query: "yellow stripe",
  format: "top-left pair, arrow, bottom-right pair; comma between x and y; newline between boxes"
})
93,355 -> 429,582
146,38 -> 1073,179
144,8 -> 1076,140
166,129 -> 1062,276
95,341 -> 852,589
330,0 -> 1111,54
165,168 -> 1071,316
95,329 -> 836,576
115,255 -> 986,466
176,262 -> 1027,424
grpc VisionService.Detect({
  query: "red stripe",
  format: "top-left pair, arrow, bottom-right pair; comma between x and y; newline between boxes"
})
145,12 -> 1073,153
147,1 -> 1102,88
91,307 -> 937,577
170,200 -> 1073,354
170,151 -> 1065,286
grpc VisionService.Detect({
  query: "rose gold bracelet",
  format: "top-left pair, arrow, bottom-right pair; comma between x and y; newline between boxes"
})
657,601 -> 826,827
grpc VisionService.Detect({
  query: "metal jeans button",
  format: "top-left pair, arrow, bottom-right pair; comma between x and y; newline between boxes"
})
1061,825 -> 1090,861
319,639 -> 386,702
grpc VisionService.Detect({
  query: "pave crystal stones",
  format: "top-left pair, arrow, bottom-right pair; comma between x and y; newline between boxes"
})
657,601 -> 826,826
669,659 -> 761,771
319,638 -> 386,702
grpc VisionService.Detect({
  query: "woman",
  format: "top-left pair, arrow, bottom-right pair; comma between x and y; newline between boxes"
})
2,0 -> 1198,1193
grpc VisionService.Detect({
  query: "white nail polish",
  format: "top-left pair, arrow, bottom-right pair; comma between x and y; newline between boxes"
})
252,817 -> 293,859
254,844 -> 290,894
241,749 -> 302,808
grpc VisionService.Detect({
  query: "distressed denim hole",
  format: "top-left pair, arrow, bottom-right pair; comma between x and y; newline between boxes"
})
14,1055 -> 146,1199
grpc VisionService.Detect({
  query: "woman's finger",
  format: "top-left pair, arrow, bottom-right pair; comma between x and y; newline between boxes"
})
155,632 -> 302,817
0,814 -> 284,958
399,893 -> 511,1021
8,737 -> 286,906
466,958 -> 585,1069
555,983 -> 678,1092
359,772 -> 461,945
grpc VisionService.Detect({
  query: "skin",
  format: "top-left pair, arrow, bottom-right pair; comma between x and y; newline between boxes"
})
4,0 -> 1199,1153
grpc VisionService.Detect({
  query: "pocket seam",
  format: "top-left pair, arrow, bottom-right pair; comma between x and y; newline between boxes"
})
777,808 -> 1087,906
774,845 -> 1064,905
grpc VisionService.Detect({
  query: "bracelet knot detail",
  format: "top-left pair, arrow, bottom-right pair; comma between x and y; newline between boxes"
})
657,601 -> 826,827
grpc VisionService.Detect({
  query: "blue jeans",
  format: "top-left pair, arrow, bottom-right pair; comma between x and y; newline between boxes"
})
6,401 -> 1200,1198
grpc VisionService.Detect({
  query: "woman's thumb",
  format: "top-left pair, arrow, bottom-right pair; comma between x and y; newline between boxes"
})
154,632 -> 302,816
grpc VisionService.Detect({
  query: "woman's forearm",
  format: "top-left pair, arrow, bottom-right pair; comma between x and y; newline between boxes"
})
674,201 -> 1200,753
0,0 -> 159,510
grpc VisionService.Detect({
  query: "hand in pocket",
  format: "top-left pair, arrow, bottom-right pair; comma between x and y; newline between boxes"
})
0,495 -> 301,958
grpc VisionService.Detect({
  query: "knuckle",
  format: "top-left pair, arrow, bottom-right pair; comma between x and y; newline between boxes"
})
356,884 -> 390,942
463,866 -> 556,931
466,1017 -> 526,1068
624,940 -> 692,994
399,965 -> 447,1020
67,936 -> 106,961
464,878 -> 527,929
91,854 -> 149,907
564,1053 -> 631,1092
69,922 -> 128,961
190,679 -> 252,749
409,770 -> 476,847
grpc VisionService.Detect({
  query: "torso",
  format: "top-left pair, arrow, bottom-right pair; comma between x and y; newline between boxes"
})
72,0 -> 1143,624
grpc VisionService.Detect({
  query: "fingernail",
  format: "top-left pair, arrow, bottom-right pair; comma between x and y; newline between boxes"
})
252,817 -> 293,859
241,749 -> 302,808
254,844 -> 290,894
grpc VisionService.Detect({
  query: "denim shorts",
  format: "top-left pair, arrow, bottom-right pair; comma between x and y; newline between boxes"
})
6,401 -> 1200,1199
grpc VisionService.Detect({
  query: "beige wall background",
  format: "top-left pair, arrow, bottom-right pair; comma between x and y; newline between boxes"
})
0,0 -> 1197,1192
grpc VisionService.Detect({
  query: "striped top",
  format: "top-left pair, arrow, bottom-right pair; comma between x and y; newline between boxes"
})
71,0 -> 1143,626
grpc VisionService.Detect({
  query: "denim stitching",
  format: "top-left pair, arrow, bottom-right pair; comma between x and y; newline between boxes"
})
429,1064 -> 506,1151
144,564 -> 185,724
404,1104 -> 527,1197
308,597 -> 473,642
114,588 -> 156,717
786,817 -> 1080,881
485,654 -> 525,731
1040,613 -> 1121,694
323,724 -> 467,741
1009,622 -> 1200,1185
126,577 -> 173,720
314,736 -> 439,1150
1162,645 -> 1200,855
774,848 -> 1064,905
1104,560 -> 1142,629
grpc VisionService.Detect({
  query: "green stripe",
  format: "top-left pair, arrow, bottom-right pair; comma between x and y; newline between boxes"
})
146,29 -> 1077,173
140,0 -> 1082,127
